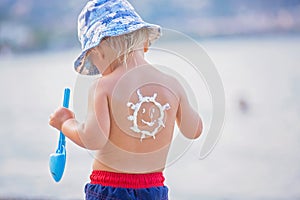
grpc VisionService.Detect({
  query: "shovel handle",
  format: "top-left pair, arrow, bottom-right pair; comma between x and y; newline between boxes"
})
62,88 -> 71,108
58,88 -> 70,151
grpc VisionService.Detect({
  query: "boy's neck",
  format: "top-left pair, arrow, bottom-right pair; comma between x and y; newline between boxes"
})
102,50 -> 148,76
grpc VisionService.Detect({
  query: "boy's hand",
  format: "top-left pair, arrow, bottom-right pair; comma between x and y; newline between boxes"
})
49,107 -> 75,131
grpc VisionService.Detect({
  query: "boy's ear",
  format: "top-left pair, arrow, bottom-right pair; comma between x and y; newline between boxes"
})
143,40 -> 149,53
95,45 -> 105,59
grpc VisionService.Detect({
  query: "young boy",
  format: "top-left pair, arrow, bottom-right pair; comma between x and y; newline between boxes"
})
49,0 -> 202,199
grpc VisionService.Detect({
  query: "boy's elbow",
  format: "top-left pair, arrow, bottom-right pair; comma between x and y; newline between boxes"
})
182,117 -> 202,140
80,133 -> 108,150
80,134 -> 107,150
84,143 -> 105,150
194,118 -> 203,139
81,124 -> 109,150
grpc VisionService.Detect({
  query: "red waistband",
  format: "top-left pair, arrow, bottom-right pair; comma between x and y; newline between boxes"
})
90,170 -> 165,189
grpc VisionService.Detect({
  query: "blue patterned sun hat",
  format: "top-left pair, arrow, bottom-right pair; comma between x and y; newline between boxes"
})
74,0 -> 162,75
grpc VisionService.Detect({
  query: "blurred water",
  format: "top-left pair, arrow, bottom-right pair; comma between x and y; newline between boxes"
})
0,36 -> 300,199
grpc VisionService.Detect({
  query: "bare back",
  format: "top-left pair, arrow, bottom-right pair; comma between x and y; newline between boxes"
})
92,65 -> 181,173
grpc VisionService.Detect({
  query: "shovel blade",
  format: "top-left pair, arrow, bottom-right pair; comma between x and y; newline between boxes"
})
49,150 -> 66,182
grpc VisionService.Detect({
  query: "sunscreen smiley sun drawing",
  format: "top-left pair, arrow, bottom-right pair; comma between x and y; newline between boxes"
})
127,89 -> 170,141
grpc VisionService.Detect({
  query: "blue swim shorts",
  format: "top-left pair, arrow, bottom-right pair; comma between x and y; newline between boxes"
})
85,170 -> 169,200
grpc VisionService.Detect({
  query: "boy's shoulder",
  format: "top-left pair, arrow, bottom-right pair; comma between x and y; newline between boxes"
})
148,66 -> 183,94
89,77 -> 111,98
91,65 -> 184,98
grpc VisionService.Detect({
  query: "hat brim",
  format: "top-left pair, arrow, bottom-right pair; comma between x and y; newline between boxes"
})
74,23 -> 161,76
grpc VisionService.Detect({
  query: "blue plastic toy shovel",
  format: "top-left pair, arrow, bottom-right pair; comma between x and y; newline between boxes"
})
49,88 -> 70,182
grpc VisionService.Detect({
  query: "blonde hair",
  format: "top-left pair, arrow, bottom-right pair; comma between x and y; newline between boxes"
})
105,27 -> 150,64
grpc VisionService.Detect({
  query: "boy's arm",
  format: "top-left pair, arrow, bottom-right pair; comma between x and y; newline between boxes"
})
49,107 -> 85,148
51,80 -> 110,150
79,79 -> 110,149
176,83 -> 202,139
